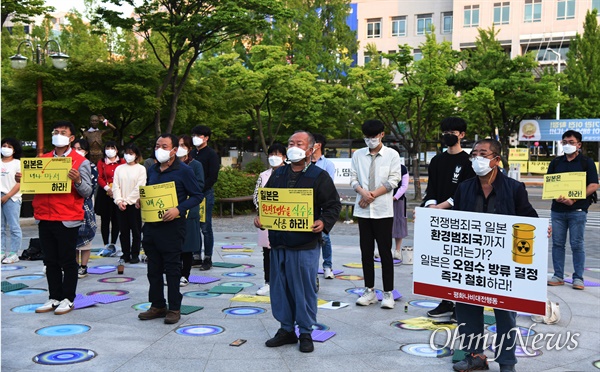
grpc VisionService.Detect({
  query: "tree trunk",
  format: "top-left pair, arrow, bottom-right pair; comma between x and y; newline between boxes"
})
411,153 -> 423,202
153,110 -> 161,137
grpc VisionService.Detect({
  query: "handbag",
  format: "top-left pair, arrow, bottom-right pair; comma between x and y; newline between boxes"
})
531,300 -> 560,324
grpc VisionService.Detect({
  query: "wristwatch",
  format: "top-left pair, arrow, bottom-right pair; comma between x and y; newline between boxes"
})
75,182 -> 82,187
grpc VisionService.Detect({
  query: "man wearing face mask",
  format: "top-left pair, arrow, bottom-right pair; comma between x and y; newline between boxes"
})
451,139 -> 537,372
137,134 -> 203,325
254,131 -> 341,353
424,117 -> 475,320
21,121 -> 93,315
546,130 -> 599,290
190,125 -> 220,271
350,119 -> 402,310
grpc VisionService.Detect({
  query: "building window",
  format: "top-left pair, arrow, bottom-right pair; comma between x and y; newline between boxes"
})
413,49 -> 423,62
391,16 -> 407,37
442,12 -> 453,33
534,46 -> 569,62
416,14 -> 433,35
524,0 -> 542,22
594,0 -> 600,11
493,2 -> 510,25
367,18 -> 382,38
464,5 -> 480,27
557,0 -> 575,20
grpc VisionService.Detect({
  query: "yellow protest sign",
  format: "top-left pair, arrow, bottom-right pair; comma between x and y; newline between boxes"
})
258,188 -> 313,232
508,148 -> 529,161
528,161 -> 550,174
139,181 -> 178,222
542,172 -> 587,200
20,157 -> 72,194
199,199 -> 206,222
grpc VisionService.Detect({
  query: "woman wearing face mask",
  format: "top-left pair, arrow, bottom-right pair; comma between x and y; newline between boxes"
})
112,143 -> 146,263
95,141 -> 125,256
71,139 -> 98,277
1,138 -> 23,264
177,135 -> 205,286
252,143 -> 288,296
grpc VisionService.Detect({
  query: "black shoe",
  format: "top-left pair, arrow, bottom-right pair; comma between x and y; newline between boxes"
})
130,257 -> 140,264
453,353 -> 489,371
428,300 -> 454,317
299,333 -> 314,352
199,257 -> 212,271
265,329 -> 298,347
192,259 -> 203,267
499,364 -> 515,372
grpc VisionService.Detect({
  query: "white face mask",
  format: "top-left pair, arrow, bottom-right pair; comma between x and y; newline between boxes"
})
155,148 -> 172,163
124,154 -> 136,164
268,155 -> 284,167
562,144 -> 577,155
286,146 -> 307,163
105,149 -> 117,158
364,137 -> 380,149
176,147 -> 188,158
1,147 -> 14,157
192,137 -> 203,147
471,156 -> 494,176
52,134 -> 71,148
75,149 -> 87,158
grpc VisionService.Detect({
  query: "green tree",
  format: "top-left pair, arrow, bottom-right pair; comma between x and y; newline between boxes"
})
563,9 -> 600,118
95,0 -> 288,135
1,0 -> 53,27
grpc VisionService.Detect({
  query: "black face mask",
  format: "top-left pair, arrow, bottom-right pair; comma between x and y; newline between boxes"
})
442,133 -> 459,147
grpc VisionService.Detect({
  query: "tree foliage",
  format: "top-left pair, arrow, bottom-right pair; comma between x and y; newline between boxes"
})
1,0 -> 53,27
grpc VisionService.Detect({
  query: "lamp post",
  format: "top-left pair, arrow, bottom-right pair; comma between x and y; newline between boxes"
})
9,40 -> 69,156
547,48 -> 562,156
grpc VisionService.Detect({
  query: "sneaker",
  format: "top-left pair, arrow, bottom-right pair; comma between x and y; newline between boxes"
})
265,328 -> 298,347
256,283 -> 270,296
199,257 -> 212,271
393,250 -> 402,260
130,256 -> 140,264
78,266 -> 88,278
356,288 -> 377,306
572,278 -> 585,290
453,353 -> 489,371
547,276 -> 564,286
54,299 -> 74,315
428,300 -> 454,317
323,268 -> 334,279
499,364 -> 516,372
381,291 -> 395,309
374,250 -> 380,259
299,333 -> 314,352
180,277 -> 189,287
138,306 -> 167,320
164,310 -> 181,324
99,245 -> 117,257
35,299 -> 60,313
2,253 -> 20,264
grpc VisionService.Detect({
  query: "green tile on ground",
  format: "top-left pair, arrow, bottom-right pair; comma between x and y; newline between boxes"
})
212,262 -> 242,268
483,314 -> 496,324
208,285 -> 243,294
452,349 -> 469,363
180,305 -> 204,315
1,281 -> 29,293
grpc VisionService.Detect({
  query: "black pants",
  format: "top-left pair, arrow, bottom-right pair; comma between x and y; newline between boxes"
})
118,205 -> 142,261
357,217 -> 394,292
101,200 -> 120,245
143,219 -> 186,310
263,247 -> 271,283
181,252 -> 193,279
39,221 -> 79,302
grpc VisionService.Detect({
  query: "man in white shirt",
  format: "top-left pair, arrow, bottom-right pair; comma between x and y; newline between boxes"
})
350,119 -> 401,309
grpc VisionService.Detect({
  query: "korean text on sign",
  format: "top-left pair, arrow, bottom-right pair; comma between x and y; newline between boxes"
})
413,207 -> 549,315
20,157 -> 72,194
139,181 -> 178,222
542,171 -> 587,200
258,188 -> 313,232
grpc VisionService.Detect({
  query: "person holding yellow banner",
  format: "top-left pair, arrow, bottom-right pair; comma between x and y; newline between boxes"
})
137,134 -> 203,325
254,131 -> 341,353
546,130 -> 599,290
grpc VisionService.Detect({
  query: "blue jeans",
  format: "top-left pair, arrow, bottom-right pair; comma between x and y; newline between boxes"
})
1,193 -> 22,254
200,188 -> 215,257
321,232 -> 332,269
551,210 -> 587,280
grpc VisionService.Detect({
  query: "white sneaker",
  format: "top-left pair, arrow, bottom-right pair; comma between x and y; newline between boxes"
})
323,268 -> 334,279
393,250 -> 402,260
356,288 -> 377,306
381,291 -> 395,309
180,277 -> 189,287
256,283 -> 270,296
54,299 -> 74,315
2,253 -> 20,264
35,299 -> 60,313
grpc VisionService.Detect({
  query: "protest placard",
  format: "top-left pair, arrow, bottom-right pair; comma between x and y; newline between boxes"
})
258,188 -> 313,232
139,181 -> 177,222
20,157 -> 72,194
542,171 -> 587,200
414,207 -> 548,315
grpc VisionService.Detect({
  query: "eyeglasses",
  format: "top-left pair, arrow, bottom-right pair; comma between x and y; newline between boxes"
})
561,140 -> 579,146
470,152 -> 497,159
51,130 -> 70,136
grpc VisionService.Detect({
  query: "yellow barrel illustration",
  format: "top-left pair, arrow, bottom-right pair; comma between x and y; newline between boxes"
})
512,223 -> 535,264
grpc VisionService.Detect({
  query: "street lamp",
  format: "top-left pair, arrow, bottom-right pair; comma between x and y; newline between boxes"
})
547,48 -> 562,155
9,40 -> 69,156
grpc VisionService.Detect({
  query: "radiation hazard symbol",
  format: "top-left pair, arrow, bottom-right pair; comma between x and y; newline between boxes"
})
517,240 -> 531,254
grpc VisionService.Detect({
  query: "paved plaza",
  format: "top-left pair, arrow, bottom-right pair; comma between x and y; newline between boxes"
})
1,182 -> 599,371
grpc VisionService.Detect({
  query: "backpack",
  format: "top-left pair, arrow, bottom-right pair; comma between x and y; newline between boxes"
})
19,238 -> 44,261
